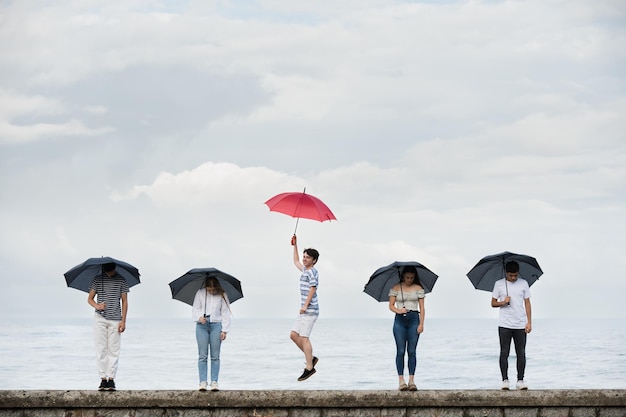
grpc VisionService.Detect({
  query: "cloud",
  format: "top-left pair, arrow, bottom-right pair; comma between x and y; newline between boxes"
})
111,162 -> 294,206
84,105 -> 108,115
0,119 -> 114,145
0,89 -> 114,144
0,0 -> 624,322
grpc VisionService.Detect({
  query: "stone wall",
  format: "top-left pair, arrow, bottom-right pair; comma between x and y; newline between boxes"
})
1,389 -> 625,417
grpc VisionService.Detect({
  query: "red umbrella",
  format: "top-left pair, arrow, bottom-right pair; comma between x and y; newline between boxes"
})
264,188 -> 336,234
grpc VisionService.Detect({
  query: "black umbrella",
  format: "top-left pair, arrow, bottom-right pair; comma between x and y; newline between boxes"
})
466,251 -> 543,292
364,261 -> 439,302
169,267 -> 243,305
64,256 -> 140,292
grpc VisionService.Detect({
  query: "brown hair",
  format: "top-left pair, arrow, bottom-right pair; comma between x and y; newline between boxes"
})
205,276 -> 231,312
204,277 -> 225,296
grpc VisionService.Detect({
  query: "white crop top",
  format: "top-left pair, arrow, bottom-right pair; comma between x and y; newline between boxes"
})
389,288 -> 425,311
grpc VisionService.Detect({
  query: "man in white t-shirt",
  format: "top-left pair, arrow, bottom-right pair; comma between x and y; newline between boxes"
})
491,260 -> 532,391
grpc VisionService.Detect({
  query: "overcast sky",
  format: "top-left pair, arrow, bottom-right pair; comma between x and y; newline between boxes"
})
1,0 -> 624,321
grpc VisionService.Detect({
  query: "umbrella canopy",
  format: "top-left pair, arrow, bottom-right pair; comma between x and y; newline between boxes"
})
466,251 -> 543,292
364,261 -> 439,302
265,188 -> 336,234
64,256 -> 141,293
169,267 -> 243,306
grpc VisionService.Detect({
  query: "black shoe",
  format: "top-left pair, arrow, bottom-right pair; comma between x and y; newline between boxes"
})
107,379 -> 116,391
98,380 -> 108,391
312,356 -> 319,368
297,368 -> 316,381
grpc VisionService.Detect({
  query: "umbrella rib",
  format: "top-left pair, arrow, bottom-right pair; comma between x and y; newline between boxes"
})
293,187 -> 306,218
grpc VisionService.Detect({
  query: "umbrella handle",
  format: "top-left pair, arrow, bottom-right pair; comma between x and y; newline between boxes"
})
502,260 -> 510,305
505,275 -> 508,296
398,266 -> 406,309
293,217 -> 300,235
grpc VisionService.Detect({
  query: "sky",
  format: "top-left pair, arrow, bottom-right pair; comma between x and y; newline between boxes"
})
1,0 -> 624,321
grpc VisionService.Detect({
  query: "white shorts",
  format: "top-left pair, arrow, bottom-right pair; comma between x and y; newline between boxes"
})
291,313 -> 318,338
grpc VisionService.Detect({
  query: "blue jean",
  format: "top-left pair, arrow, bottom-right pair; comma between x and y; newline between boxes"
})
196,320 -> 222,383
393,311 -> 420,376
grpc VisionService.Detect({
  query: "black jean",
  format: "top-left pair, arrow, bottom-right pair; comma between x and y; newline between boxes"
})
498,326 -> 526,381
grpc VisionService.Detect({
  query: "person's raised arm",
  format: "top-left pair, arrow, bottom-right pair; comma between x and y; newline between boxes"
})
292,235 -> 304,271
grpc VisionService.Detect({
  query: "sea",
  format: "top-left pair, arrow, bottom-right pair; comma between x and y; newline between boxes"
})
0,318 -> 624,391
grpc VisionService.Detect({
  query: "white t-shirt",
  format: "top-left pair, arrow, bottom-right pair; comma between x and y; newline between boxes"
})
492,278 -> 531,329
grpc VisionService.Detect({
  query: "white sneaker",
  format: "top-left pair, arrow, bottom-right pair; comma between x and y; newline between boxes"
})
199,381 -> 208,391
501,379 -> 510,390
516,380 -> 528,390
210,381 -> 219,391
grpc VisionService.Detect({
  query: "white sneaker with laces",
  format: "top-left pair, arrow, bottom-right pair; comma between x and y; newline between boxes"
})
516,380 -> 528,390
199,381 -> 208,391
210,381 -> 219,391
501,380 -> 510,390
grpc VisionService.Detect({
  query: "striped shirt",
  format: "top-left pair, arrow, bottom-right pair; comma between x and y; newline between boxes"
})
89,274 -> 129,321
299,266 -> 319,315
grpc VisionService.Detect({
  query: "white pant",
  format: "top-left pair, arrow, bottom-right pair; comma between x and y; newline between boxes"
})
94,313 -> 121,379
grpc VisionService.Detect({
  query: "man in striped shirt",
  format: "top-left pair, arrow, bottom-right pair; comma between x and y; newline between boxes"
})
290,234 -> 320,382
88,262 -> 129,391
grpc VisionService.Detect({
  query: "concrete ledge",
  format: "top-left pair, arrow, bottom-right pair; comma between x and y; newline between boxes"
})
1,390 -> 625,408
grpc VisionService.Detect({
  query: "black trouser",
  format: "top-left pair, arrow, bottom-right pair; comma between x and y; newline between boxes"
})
498,326 -> 526,381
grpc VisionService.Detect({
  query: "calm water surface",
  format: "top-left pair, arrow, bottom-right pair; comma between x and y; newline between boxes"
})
0,318 -> 624,390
